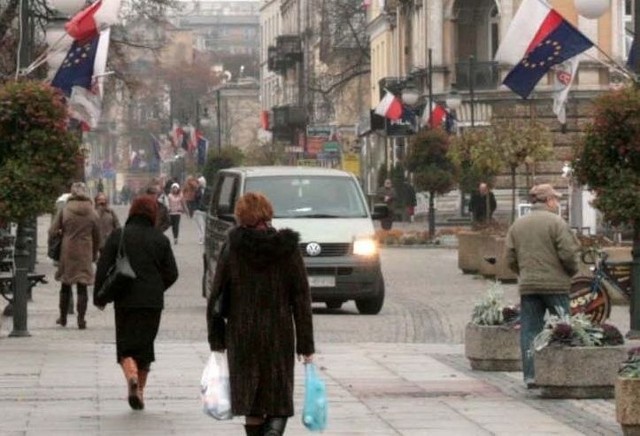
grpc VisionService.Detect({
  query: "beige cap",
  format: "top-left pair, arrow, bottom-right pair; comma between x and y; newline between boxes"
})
530,183 -> 561,201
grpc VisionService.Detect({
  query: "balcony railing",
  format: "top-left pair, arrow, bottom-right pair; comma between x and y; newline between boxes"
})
455,61 -> 499,90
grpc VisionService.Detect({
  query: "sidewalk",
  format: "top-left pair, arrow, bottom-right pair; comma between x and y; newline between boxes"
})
0,337 -> 623,435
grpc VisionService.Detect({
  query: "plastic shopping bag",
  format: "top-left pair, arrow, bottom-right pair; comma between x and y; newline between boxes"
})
200,351 -> 232,420
302,363 -> 327,432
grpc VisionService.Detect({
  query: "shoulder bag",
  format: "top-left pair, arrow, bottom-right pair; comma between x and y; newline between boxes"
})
47,210 -> 63,261
95,228 -> 137,304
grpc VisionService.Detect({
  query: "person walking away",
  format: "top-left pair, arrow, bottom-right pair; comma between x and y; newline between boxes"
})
504,183 -> 580,389
182,175 -> 199,218
207,192 -> 314,436
167,183 -> 188,244
193,176 -> 207,244
95,193 -> 120,253
94,196 -> 178,410
49,182 -> 100,329
377,178 -> 396,230
469,182 -> 497,226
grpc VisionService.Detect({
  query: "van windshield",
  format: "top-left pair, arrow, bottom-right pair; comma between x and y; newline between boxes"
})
245,176 -> 368,218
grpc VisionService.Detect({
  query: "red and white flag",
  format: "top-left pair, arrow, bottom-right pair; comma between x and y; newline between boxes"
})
65,0 -> 122,41
420,101 -> 448,129
553,57 -> 579,124
374,91 -> 403,120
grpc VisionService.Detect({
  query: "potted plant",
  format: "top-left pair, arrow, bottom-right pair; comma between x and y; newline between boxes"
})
533,312 -> 626,399
616,347 -> 640,435
464,284 -> 521,371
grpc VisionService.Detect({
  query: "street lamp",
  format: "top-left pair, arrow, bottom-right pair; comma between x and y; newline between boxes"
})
574,0 -> 610,19
445,88 -> 462,112
401,79 -> 420,106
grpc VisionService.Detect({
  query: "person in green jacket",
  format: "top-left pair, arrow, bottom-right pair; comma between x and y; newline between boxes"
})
505,183 -> 580,389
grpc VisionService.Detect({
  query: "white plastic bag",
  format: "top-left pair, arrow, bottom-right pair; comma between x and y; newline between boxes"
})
200,351 -> 232,420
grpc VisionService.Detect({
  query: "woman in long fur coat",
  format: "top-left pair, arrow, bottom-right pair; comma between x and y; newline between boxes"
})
207,192 -> 315,436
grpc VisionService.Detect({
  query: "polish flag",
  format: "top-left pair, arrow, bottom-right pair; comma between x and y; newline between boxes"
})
494,0 -> 563,65
65,0 -> 122,42
374,91 -> 403,120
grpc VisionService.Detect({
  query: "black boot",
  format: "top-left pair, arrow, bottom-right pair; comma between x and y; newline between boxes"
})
76,286 -> 88,329
263,417 -> 287,436
244,424 -> 263,436
56,286 -> 71,327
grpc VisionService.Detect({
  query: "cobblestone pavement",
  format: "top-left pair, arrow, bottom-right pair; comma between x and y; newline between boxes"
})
0,208 -> 634,435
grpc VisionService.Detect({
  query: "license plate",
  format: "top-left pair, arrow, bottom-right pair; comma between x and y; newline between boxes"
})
308,275 -> 335,287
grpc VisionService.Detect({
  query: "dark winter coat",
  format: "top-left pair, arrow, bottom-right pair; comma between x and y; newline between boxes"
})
469,191 -> 497,223
206,226 -> 315,417
94,215 -> 178,308
50,195 -> 100,285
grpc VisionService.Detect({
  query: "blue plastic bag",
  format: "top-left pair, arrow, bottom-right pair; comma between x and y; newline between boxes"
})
302,363 -> 327,432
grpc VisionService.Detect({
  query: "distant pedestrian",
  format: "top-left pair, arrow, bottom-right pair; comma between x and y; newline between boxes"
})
145,180 -> 171,233
167,183 -> 189,245
120,184 -> 132,205
193,176 -> 207,244
377,178 -> 396,230
505,183 -> 580,389
469,182 -> 497,226
95,192 -> 120,253
49,182 -> 100,330
206,192 -> 314,435
182,175 -> 199,218
94,195 -> 178,410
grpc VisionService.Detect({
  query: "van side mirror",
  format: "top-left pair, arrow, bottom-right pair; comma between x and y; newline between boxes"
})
371,203 -> 390,220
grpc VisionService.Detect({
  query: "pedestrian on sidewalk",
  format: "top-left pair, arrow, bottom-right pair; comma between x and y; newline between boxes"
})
94,192 -> 120,253
505,183 -> 579,388
469,182 -> 497,227
167,183 -> 189,245
206,192 -> 315,436
94,195 -> 178,410
145,179 -> 171,233
193,176 -> 207,244
377,178 -> 396,230
49,182 -> 100,330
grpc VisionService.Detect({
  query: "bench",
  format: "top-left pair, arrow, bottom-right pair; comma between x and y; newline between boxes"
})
0,231 -> 47,316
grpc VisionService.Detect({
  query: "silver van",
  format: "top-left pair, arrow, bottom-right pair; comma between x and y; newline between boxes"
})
202,166 -> 388,314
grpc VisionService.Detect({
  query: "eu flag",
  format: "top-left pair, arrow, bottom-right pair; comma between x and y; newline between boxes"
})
503,20 -> 593,99
51,36 -> 99,97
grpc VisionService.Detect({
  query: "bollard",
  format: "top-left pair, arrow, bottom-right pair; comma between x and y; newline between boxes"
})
9,223 -> 31,337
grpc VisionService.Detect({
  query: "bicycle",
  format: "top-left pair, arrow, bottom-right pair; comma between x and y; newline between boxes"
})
569,247 -> 631,324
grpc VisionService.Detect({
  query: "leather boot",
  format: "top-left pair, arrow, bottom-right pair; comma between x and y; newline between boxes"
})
120,357 -> 142,410
76,290 -> 88,330
137,369 -> 148,409
263,417 -> 288,436
55,288 -> 71,327
244,424 -> 263,436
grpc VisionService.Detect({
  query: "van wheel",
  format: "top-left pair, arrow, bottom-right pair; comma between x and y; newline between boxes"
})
325,301 -> 343,310
355,272 -> 385,315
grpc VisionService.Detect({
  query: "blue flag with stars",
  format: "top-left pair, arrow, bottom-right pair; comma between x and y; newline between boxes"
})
503,20 -> 593,99
51,36 -> 99,97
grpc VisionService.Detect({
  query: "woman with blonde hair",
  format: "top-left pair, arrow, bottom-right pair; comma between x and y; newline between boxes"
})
206,192 -> 315,436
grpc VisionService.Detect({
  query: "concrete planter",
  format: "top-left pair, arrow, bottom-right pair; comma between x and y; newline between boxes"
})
616,377 -> 640,435
464,323 -> 522,371
534,345 -> 627,398
458,232 -> 493,274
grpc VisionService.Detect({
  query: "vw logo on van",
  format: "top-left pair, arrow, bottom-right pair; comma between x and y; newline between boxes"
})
306,242 -> 322,257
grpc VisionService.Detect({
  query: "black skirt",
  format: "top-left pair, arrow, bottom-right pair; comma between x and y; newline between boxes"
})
114,307 -> 162,369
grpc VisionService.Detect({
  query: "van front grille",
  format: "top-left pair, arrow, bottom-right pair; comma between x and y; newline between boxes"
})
299,243 -> 351,257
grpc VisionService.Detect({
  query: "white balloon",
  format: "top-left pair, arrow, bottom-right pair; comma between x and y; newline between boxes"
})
574,0 -> 610,19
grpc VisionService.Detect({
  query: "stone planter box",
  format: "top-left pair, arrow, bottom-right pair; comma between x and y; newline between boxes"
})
464,323 -> 522,371
477,236 -> 518,283
616,377 -> 640,435
458,232 -> 493,274
534,345 -> 627,398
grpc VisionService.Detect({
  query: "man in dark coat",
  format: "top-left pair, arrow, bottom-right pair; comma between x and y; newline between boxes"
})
94,196 -> 178,410
207,192 -> 314,436
469,182 -> 497,225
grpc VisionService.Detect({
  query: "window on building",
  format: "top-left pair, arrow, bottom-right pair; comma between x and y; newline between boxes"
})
624,0 -> 634,61
490,5 -> 499,58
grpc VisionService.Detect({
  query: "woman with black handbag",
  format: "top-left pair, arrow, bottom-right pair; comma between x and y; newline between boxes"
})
94,195 -> 178,411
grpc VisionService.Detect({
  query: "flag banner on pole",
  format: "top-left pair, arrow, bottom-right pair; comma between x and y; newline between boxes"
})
374,91 -> 403,120
51,35 -> 99,97
65,0 -> 122,42
68,86 -> 101,128
552,56 -> 579,124
502,14 -> 593,99
197,134 -> 209,166
420,101 -> 448,129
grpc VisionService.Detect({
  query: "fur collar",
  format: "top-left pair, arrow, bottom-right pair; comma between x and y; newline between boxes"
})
228,226 -> 300,269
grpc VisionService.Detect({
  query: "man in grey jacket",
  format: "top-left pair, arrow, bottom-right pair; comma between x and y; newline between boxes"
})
505,183 -> 580,388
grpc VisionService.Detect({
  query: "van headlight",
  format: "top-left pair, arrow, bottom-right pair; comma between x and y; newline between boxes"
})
353,238 -> 377,256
